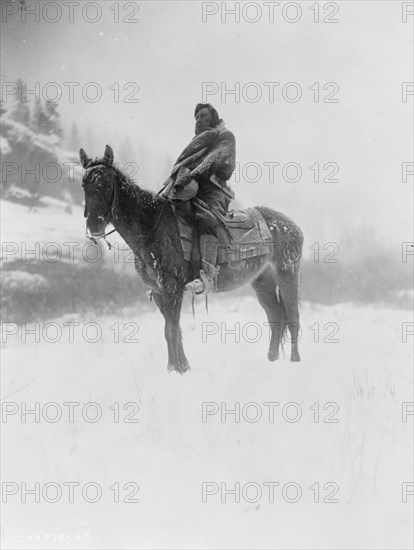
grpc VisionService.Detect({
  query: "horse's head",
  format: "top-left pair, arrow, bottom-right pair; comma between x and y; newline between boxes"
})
80,145 -> 116,238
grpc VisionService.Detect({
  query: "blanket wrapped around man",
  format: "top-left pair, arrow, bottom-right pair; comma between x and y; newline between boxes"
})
159,119 -> 237,261
160,120 -> 236,203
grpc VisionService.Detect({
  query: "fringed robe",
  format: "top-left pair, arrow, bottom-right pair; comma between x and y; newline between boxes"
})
160,120 -> 236,206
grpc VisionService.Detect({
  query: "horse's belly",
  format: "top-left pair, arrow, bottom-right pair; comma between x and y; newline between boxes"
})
216,258 -> 272,292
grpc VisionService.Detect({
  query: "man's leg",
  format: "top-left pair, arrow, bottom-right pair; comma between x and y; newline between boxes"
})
185,187 -> 230,294
174,200 -> 194,262
185,203 -> 222,294
185,233 -> 219,293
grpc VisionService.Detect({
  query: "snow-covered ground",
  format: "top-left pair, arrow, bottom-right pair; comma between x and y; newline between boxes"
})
1,199 -> 413,549
1,297 -> 413,549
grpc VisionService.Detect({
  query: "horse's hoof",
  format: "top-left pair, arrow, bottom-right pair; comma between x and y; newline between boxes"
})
268,349 -> 279,362
168,369 -> 181,376
290,353 -> 301,362
168,363 -> 191,374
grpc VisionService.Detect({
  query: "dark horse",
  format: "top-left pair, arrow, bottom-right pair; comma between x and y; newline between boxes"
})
80,145 -> 303,373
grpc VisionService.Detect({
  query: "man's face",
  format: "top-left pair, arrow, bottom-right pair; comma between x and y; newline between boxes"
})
195,108 -> 213,134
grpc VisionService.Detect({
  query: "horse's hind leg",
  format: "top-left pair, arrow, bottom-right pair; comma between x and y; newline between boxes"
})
276,269 -> 301,362
251,267 -> 286,362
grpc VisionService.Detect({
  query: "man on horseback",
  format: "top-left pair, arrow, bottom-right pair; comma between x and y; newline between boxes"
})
159,103 -> 236,294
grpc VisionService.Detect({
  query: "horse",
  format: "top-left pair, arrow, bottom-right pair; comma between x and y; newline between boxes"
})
80,145 -> 303,374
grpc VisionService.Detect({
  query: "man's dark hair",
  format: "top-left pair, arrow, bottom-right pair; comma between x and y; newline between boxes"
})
194,103 -> 220,127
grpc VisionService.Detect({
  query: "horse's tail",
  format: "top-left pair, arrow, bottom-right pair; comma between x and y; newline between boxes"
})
274,283 -> 289,356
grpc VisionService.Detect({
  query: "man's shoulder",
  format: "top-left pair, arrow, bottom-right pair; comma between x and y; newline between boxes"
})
215,122 -> 235,142
217,128 -> 235,147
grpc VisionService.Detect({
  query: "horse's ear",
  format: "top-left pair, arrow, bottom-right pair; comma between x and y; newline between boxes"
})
104,145 -> 114,166
79,148 -> 90,168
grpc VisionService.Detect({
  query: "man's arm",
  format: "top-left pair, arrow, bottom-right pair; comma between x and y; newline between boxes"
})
189,129 -> 236,181
174,129 -> 219,166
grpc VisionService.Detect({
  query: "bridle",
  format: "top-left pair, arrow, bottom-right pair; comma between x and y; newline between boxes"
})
84,163 -> 118,246
86,227 -> 117,245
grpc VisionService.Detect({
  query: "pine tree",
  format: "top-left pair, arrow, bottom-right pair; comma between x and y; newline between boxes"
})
31,102 -> 48,134
3,78 -> 30,125
44,100 -> 63,140
31,100 -> 63,145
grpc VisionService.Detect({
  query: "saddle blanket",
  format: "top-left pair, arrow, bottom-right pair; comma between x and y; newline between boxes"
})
176,207 -> 273,264
216,207 -> 273,264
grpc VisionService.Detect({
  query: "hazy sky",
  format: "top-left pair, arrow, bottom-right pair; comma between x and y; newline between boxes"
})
2,0 -> 413,248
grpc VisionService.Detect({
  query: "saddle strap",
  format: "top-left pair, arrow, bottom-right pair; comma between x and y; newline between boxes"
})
246,207 -> 272,241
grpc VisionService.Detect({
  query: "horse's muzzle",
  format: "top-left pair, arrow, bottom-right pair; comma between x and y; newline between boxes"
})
86,216 -> 107,239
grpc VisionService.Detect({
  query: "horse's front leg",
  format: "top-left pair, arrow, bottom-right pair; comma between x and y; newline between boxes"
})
153,290 -> 190,374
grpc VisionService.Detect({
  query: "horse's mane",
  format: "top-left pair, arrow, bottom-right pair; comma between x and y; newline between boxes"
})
112,164 -> 165,209
85,157 -> 165,210
108,164 -> 177,242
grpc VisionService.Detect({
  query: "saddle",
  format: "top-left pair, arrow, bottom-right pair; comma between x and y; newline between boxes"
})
176,207 -> 273,265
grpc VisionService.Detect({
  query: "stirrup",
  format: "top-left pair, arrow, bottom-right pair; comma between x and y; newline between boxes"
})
185,267 -> 217,294
185,278 -> 205,294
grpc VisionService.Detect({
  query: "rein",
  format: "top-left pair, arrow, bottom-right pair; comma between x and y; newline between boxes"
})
87,227 -> 117,246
